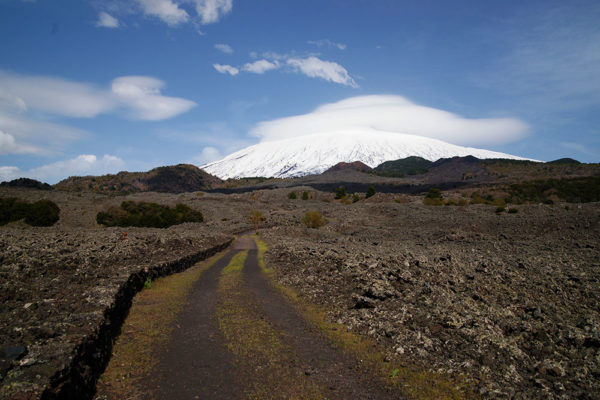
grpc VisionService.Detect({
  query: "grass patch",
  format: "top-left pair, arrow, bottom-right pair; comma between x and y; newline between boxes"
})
217,248 -> 325,399
255,237 -> 473,400
96,250 -> 226,399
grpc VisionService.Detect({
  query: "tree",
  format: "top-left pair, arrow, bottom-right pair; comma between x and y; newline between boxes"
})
335,185 -> 347,199
302,191 -> 309,200
366,186 -> 376,198
288,191 -> 297,199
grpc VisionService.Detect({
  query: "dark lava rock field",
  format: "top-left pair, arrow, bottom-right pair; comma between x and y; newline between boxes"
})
262,199 -> 600,399
1,184 -> 599,399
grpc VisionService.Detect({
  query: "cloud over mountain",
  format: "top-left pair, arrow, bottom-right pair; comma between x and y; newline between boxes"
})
251,95 -> 529,147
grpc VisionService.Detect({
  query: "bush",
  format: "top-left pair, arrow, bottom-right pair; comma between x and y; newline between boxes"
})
366,186 -> 376,198
288,191 -> 297,200
423,188 -> 444,205
508,176 -> 600,203
302,211 -> 326,229
335,186 -> 347,199
302,191 -> 309,200
0,197 -> 60,226
97,201 -> 203,228
426,188 -> 443,199
508,208 -> 518,214
249,210 -> 265,232
352,193 -> 360,203
25,200 -> 60,226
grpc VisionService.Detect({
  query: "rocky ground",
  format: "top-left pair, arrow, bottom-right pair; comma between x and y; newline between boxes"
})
0,188 -> 238,399
261,197 -> 600,399
1,185 -> 599,399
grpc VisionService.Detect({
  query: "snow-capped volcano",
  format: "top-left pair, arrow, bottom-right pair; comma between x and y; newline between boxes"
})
201,130 -> 530,179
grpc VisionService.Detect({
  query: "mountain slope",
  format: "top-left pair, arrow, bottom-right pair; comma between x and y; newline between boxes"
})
201,130 -> 531,179
54,164 -> 222,194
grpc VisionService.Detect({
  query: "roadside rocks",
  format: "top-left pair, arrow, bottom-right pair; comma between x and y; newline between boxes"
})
262,202 -> 600,399
0,225 -> 232,400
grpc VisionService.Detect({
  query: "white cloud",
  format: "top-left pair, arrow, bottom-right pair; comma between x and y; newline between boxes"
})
214,43 -> 233,54
110,76 -> 196,120
0,130 -> 44,155
136,0 -> 189,26
0,154 -> 126,184
0,111 -> 84,155
213,64 -> 239,75
0,71 -> 196,121
242,59 -> 279,74
0,71 -> 114,118
250,95 -> 529,147
308,39 -> 347,50
96,11 -> 119,28
193,0 -> 232,24
213,53 -> 357,87
287,56 -> 357,88
193,146 -> 222,164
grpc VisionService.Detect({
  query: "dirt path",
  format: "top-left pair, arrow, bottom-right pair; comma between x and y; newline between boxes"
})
116,235 -> 403,399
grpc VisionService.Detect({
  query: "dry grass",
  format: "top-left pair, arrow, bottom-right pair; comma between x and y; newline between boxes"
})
95,250 -> 226,399
217,249 -> 325,400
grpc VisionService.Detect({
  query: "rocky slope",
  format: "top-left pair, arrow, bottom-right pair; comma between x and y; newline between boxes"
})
54,164 -> 222,194
260,198 -> 600,399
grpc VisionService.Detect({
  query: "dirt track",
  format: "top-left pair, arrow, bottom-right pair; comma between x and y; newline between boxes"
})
100,236 -> 403,399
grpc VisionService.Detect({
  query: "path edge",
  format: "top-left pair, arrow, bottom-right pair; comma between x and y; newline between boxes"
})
40,237 -> 234,400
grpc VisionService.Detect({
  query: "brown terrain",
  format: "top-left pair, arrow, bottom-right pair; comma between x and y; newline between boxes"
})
1,159 -> 599,399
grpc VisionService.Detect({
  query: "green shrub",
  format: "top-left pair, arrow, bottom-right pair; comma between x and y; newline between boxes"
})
0,197 -> 60,226
507,176 -> 600,203
495,206 -> 505,214
508,208 -> 518,214
366,186 -> 376,198
97,201 -> 203,228
302,191 -> 309,200
352,193 -> 361,203
25,200 -> 60,226
426,188 -> 443,199
335,186 -> 347,199
423,188 -> 444,205
302,211 -> 326,229
288,191 -> 297,200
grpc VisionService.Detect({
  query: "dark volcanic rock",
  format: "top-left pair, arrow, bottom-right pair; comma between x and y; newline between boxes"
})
0,178 -> 52,190
262,201 -> 600,399
324,161 -> 373,174
54,164 -> 222,194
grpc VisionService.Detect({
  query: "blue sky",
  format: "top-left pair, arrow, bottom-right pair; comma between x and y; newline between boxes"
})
1,0 -> 599,183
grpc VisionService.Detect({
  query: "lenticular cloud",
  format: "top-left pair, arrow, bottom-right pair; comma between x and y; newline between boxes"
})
250,95 -> 529,147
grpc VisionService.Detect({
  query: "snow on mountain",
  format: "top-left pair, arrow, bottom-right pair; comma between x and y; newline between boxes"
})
201,130 -> 531,179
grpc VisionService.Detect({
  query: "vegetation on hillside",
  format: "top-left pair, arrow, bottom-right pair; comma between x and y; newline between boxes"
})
507,176 -> 600,203
0,197 -> 60,226
0,178 -> 53,190
96,201 -> 203,228
373,156 -> 432,177
55,164 -> 222,194
302,211 -> 326,228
